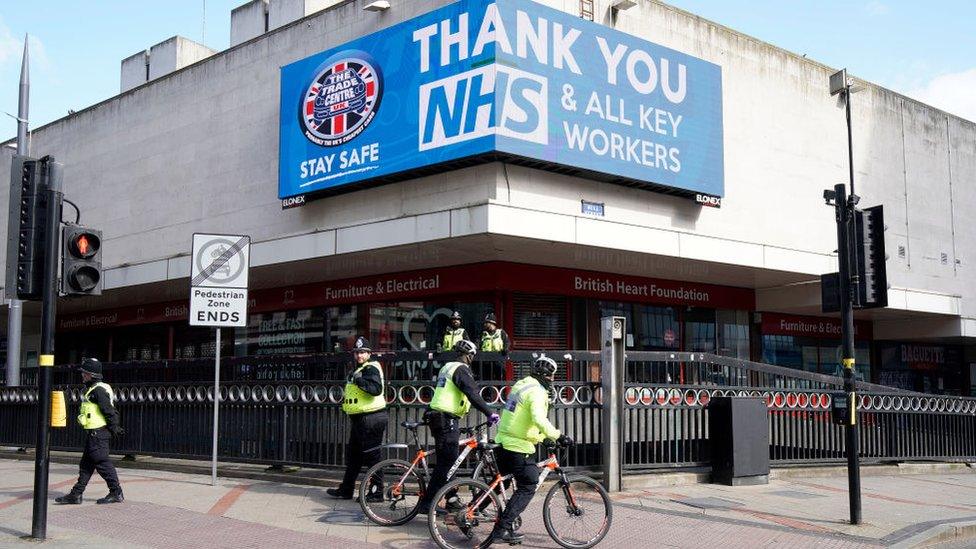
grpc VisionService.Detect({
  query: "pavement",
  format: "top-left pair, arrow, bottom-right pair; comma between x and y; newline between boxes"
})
1,456 -> 975,548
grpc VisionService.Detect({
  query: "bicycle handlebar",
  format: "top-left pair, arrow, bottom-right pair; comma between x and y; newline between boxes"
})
459,420 -> 492,435
543,438 -> 574,450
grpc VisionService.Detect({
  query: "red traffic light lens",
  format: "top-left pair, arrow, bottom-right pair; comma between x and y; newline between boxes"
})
77,236 -> 90,255
70,232 -> 100,259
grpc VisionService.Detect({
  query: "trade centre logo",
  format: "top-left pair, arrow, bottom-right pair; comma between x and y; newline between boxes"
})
300,52 -> 382,147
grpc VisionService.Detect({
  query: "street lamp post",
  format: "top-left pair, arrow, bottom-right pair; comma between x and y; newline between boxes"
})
829,68 -> 862,525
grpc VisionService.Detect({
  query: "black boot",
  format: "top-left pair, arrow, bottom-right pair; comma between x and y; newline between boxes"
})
326,487 -> 353,500
96,490 -> 124,504
490,524 -> 524,545
55,493 -> 83,505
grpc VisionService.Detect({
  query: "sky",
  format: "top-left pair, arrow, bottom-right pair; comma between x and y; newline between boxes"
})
1,0 -> 975,140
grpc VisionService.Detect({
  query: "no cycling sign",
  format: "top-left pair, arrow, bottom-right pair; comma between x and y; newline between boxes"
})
189,233 -> 250,327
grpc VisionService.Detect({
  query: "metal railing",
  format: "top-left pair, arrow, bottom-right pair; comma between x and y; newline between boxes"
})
1,351 -> 973,474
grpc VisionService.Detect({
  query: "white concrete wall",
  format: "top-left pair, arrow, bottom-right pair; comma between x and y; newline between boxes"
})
268,0 -> 349,30
2,0 -> 974,327
147,36 -> 215,81
231,0 -> 269,47
120,50 -> 149,93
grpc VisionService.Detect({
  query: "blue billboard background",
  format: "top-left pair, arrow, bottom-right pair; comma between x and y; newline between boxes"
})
279,0 -> 723,202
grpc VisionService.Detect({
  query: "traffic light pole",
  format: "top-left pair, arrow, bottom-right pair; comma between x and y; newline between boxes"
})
833,182 -> 862,525
6,35 -> 30,388
31,162 -> 63,540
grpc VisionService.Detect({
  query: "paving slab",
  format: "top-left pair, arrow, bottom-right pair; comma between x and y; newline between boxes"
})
1,458 -> 974,548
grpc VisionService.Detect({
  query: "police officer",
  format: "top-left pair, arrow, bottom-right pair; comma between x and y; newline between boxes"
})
55,358 -> 125,505
491,355 -> 572,544
328,336 -> 388,499
417,339 -> 499,514
441,311 -> 469,351
479,313 -> 510,354
480,313 -> 509,381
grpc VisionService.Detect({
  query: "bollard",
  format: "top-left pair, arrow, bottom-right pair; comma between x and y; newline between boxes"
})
50,391 -> 66,428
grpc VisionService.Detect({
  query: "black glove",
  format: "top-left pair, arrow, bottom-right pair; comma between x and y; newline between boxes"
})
108,426 -> 125,438
556,434 -> 574,447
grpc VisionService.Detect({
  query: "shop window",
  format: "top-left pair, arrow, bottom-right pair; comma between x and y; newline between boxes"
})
235,309 -> 325,357
716,309 -> 750,359
762,335 -> 870,380
683,307 -> 716,353
325,305 -> 358,352
56,331 -> 110,365
878,343 -> 962,395
114,325 -> 167,361
597,301 -> 679,350
174,324 -> 232,360
368,300 -> 493,380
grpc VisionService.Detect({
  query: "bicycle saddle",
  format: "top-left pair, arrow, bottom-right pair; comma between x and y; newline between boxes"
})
401,420 -> 426,429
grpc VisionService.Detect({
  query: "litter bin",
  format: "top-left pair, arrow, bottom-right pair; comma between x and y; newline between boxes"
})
708,396 -> 769,486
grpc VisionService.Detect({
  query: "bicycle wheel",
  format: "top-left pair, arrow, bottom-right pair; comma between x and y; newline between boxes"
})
428,478 -> 501,549
543,475 -> 612,549
359,458 -> 425,526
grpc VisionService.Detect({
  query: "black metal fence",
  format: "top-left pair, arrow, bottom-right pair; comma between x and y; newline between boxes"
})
1,351 -> 974,474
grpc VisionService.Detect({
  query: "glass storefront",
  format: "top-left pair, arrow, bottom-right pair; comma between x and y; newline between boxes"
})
877,343 -> 964,395
761,335 -> 871,380
583,300 -> 750,359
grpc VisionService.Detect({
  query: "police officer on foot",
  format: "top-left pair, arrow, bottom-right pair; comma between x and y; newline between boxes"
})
480,313 -> 510,379
480,313 -> 509,354
442,311 -> 469,351
328,336 -> 388,499
417,339 -> 499,514
55,358 -> 125,505
491,355 -> 572,544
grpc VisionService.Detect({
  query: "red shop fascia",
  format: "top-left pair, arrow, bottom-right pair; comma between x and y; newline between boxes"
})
58,261 -> 757,356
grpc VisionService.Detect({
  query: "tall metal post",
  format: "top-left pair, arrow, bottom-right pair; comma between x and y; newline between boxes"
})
212,328 -> 220,486
7,36 -> 30,388
30,160 -> 62,539
834,183 -> 862,525
600,316 -> 625,492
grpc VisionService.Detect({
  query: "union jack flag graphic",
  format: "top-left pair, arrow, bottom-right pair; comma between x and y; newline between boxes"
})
301,57 -> 381,147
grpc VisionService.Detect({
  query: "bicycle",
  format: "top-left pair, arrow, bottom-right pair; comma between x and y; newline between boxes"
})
428,438 -> 612,549
358,419 -> 493,526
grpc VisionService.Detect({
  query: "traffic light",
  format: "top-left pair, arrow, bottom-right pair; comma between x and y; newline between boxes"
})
5,155 -> 51,301
60,225 -> 102,296
852,205 -> 887,309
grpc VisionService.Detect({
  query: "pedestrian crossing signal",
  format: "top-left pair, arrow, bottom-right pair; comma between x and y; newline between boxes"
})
61,225 -> 102,296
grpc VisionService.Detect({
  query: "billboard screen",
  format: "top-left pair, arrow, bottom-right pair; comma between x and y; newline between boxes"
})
279,0 -> 723,205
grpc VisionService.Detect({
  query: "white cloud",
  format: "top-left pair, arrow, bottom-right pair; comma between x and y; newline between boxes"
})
864,1 -> 890,15
908,69 -> 976,123
0,17 -> 20,66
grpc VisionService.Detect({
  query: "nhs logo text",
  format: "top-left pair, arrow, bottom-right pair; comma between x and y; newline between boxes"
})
419,66 -> 548,151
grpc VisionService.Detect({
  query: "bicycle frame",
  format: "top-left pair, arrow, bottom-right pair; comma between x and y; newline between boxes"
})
466,449 -> 570,515
374,424 -> 490,495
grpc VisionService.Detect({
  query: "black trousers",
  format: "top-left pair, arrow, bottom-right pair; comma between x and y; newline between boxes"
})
496,447 -> 540,531
339,410 -> 388,495
70,429 -> 121,495
422,410 -> 460,504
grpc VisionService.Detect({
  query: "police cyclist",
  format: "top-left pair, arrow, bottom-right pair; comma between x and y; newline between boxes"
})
491,354 -> 573,545
417,339 -> 499,514
55,358 -> 125,505
328,336 -> 388,499
441,311 -> 469,351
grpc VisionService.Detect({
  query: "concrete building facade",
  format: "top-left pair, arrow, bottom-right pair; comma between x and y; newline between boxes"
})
2,0 -> 974,394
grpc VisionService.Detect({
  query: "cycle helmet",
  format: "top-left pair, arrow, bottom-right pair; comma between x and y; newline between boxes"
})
532,354 -> 558,379
452,339 -> 478,356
